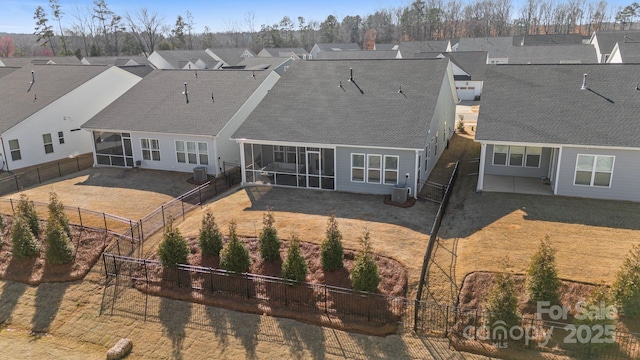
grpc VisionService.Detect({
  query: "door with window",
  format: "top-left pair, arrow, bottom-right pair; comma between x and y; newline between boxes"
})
307,150 -> 321,188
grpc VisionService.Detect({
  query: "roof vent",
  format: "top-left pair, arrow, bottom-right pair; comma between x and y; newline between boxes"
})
211,93 -> 215,103
337,80 -> 345,91
182,82 -> 190,104
27,70 -> 35,92
349,68 -> 353,82
581,74 -> 588,90
194,70 -> 198,79
252,71 -> 256,79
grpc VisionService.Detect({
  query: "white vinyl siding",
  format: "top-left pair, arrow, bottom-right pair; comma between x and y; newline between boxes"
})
384,155 -> 399,185
141,138 -> 161,161
351,153 -> 365,182
574,154 -> 614,187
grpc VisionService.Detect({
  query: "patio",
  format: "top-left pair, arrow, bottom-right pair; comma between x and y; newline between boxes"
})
481,174 -> 554,196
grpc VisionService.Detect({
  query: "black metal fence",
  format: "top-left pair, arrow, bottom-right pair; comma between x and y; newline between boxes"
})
419,181 -> 446,203
0,154 -> 94,196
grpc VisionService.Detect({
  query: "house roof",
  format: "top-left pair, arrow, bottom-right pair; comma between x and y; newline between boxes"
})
508,45 -> 597,64
315,50 -> 398,60
0,56 -> 82,67
611,41 -> 640,63
513,34 -> 585,46
0,65 -> 110,134
441,51 -> 487,80
457,37 -> 513,58
398,41 -> 449,57
258,48 -> 308,57
232,57 -> 291,70
476,64 -> 640,148
374,44 -> 398,51
591,30 -> 640,56
82,69 -> 271,136
313,43 -> 361,51
151,50 -> 219,69
207,48 -> 255,66
0,67 -> 19,79
232,59 -> 450,149
81,56 -> 152,66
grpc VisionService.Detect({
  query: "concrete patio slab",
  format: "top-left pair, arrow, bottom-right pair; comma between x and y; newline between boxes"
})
482,174 -> 553,196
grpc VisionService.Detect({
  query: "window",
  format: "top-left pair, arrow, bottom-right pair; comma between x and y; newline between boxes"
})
176,140 -> 207,165
509,146 -> 524,166
43,133 -> 54,154
8,139 -> 20,161
525,147 -> 542,167
141,138 -> 160,161
198,142 -> 208,165
384,155 -> 399,185
367,154 -> 382,183
574,155 -> 614,187
493,145 -> 508,165
58,131 -> 64,144
175,141 -> 186,163
186,141 -> 197,164
351,154 -> 365,182
273,145 -> 285,162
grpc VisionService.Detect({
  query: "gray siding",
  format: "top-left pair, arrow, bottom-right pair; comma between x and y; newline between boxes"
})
335,146 -> 417,195
484,145 -> 552,178
556,147 -> 640,201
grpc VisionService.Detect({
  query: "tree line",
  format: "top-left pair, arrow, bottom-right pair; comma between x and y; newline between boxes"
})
5,0 -> 639,58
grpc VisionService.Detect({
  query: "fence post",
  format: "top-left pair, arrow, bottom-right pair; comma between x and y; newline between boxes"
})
181,201 -> 185,221
209,268 -> 215,293
198,187 -> 202,206
9,198 -> 14,215
246,274 -> 251,298
14,175 -> 19,192
129,220 -> 134,241
284,282 -> 288,307
445,305 -> 450,336
36,168 -> 41,184
324,284 -> 328,314
78,207 -> 83,227
76,156 -> 80,171
57,162 -> 62,177
143,259 -> 148,322
103,213 -> 108,232
161,205 -> 165,229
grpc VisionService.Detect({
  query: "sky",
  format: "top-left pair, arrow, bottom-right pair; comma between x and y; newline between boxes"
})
0,0 -> 411,34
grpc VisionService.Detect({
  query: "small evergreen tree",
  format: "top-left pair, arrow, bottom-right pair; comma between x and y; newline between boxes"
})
575,283 -> 617,356
157,218 -> 189,269
220,221 -> 250,273
0,213 -> 5,247
259,208 -> 280,261
611,244 -> 640,318
281,234 -> 307,283
45,221 -> 74,264
47,192 -> 71,238
11,215 -> 40,259
320,212 -> 344,271
350,230 -> 380,292
485,271 -> 521,331
16,193 -> 40,238
526,236 -> 562,304
199,208 -> 222,257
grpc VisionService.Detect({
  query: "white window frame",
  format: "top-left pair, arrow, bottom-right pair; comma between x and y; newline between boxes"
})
573,154 -> 614,188
273,145 -> 285,163
383,155 -> 399,185
141,138 -> 161,161
176,140 -> 198,164
43,133 -> 54,154
366,154 -> 382,184
525,147 -> 542,168
58,131 -> 65,145
198,142 -> 209,165
492,145 -> 508,166
9,139 -> 21,161
351,153 -> 365,183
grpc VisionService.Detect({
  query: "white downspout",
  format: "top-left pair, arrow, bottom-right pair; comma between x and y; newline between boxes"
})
239,141 -> 246,185
413,150 -> 419,199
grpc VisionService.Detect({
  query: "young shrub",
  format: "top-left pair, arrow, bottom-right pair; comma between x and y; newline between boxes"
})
350,230 -> 380,293
484,271 -> 521,345
526,236 -> 562,304
157,218 -> 189,269
16,193 -> 40,238
457,115 -> 465,133
259,208 -> 280,261
45,221 -> 74,264
47,192 -> 71,238
611,244 -> 640,318
281,234 -> 307,283
0,213 -> 6,247
574,283 -> 617,356
11,215 -> 40,259
199,208 -> 223,257
220,221 -> 250,273
320,212 -> 344,271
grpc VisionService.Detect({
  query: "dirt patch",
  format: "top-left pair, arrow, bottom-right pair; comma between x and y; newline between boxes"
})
135,235 -> 407,336
0,218 -> 109,285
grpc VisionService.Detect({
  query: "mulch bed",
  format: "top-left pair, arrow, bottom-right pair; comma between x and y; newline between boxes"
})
0,217 -> 110,285
383,195 -> 416,208
135,235 -> 408,336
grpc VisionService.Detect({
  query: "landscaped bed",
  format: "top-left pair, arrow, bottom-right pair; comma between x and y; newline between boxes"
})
132,235 -> 408,336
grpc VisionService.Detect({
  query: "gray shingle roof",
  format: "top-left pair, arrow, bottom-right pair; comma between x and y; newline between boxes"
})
233,57 -> 290,70
0,65 -> 109,133
82,56 -> 151,66
314,43 -> 361,51
315,50 -> 398,60
508,45 -> 597,64
258,48 -> 309,57
0,56 -> 81,67
233,59 -> 449,149
374,44 -> 398,51
208,48 -> 255,66
476,64 -> 640,148
83,69 -> 270,136
513,34 -> 585,46
442,51 -> 487,80
398,41 -> 450,57
457,37 -> 513,58
152,50 -> 219,69
592,30 -> 640,56
0,67 -> 19,79
613,41 -> 640,63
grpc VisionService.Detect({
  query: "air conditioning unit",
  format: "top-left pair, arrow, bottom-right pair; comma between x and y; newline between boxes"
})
193,166 -> 208,182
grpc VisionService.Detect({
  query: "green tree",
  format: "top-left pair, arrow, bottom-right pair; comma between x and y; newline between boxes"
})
220,221 -> 250,273
350,230 -> 380,292
16,193 -> 40,238
47,192 -> 71,239
171,15 -> 186,49
485,271 -> 521,335
199,208 -> 223,257
11,216 -> 40,259
49,0 -> 68,55
320,212 -> 344,271
526,236 -> 562,304
157,218 -> 189,269
575,284 -> 617,356
320,15 -> 340,43
0,214 -> 6,247
259,208 -> 280,261
34,5 -> 56,56
201,26 -> 218,49
281,235 -> 307,283
45,221 -> 74,264
611,244 -> 640,318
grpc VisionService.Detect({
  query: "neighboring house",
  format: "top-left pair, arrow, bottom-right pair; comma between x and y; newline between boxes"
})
607,41 -> 640,63
0,65 -> 141,171
82,69 -> 280,176
508,44 -> 597,64
148,50 -> 220,70
373,44 -> 399,51
314,50 -> 399,60
257,47 -> 309,59
397,41 -> 452,58
0,56 -> 82,67
440,51 -> 487,101
456,37 -> 513,64
589,30 -> 640,63
512,34 -> 585,46
232,59 -> 458,197
229,57 -> 294,76
80,56 -> 153,66
476,64 -> 640,202
309,43 -> 361,59
205,48 -> 255,67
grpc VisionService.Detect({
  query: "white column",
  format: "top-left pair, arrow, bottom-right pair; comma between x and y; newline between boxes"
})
413,150 -> 420,199
477,142 -> 487,191
553,147 -> 563,195
239,142 -> 246,185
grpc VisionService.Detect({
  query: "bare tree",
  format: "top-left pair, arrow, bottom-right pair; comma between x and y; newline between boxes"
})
71,5 -> 97,57
185,11 -> 195,50
125,8 -> 167,57
49,0 -> 68,55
